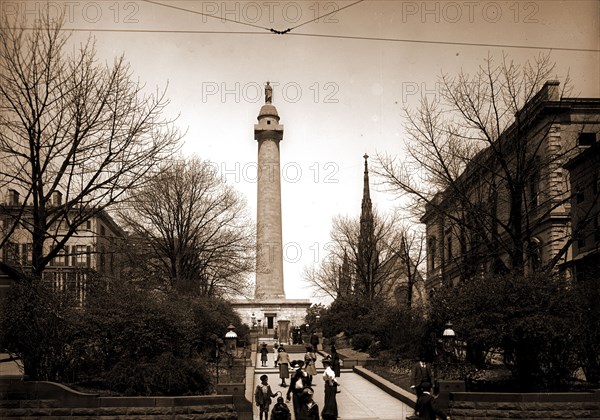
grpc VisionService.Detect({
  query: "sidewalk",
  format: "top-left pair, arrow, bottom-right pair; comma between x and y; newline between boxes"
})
248,350 -> 414,420
0,353 -> 23,379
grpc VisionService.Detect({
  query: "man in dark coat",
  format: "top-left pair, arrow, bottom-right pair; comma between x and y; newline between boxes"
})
414,382 -> 450,420
410,355 -> 433,398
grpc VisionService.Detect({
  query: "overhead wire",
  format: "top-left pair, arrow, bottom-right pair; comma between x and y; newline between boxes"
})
13,0 -> 598,53
48,27 -> 599,53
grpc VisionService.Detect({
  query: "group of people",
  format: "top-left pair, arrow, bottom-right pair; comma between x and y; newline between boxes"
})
410,355 -> 451,420
258,346 -> 450,420
255,344 -> 341,420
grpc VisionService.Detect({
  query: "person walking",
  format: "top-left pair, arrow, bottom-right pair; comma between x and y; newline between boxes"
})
270,396 -> 291,420
304,346 -> 317,386
330,344 -> 341,390
310,332 -> 319,352
286,361 -> 309,420
276,346 -> 290,387
321,357 -> 338,420
296,387 -> 319,420
414,382 -> 450,420
410,354 -> 433,398
260,343 -> 269,367
255,374 -> 277,420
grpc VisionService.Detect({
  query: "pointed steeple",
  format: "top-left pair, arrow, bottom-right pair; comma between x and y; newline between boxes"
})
356,153 -> 377,300
360,154 -> 373,226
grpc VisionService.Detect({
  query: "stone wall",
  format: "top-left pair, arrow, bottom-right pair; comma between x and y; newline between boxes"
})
449,391 -> 600,419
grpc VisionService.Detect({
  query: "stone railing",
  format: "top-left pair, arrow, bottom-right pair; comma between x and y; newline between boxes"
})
449,390 -> 600,419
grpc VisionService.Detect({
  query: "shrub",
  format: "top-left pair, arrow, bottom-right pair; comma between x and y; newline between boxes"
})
105,352 -> 210,396
352,333 -> 374,352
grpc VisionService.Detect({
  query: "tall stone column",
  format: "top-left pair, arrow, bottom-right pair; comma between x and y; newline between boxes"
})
254,82 -> 285,300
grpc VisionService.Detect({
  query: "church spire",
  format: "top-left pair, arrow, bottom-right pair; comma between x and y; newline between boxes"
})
361,154 -> 373,222
356,153 -> 377,300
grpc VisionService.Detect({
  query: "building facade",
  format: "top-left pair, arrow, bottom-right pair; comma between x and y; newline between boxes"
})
421,81 -> 600,291
1,186 -> 124,302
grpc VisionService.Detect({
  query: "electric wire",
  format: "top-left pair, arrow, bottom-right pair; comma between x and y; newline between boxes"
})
33,27 -> 599,53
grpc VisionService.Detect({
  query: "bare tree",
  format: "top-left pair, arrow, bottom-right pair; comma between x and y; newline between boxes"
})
305,210 -> 425,306
0,14 -> 181,279
118,157 -> 255,299
377,53 -> 598,277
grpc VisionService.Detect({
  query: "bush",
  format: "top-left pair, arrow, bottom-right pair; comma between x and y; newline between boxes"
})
105,353 -> 210,396
352,333 -> 374,352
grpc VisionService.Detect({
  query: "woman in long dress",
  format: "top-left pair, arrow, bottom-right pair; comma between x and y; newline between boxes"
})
304,346 -> 318,386
276,346 -> 290,387
321,357 -> 338,420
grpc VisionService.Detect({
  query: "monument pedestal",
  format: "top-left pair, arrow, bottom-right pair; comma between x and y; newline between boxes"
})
232,298 -> 311,339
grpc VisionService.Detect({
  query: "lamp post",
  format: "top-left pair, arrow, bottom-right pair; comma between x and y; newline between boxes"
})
442,321 -> 456,363
224,324 -> 238,382
251,312 -> 256,329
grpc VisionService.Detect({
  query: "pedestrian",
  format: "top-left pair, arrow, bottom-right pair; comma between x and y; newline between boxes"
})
310,332 -> 319,351
330,344 -> 341,386
304,345 -> 317,386
410,354 -> 433,398
286,361 -> 308,420
297,387 -> 319,420
271,396 -> 291,420
255,374 -> 277,420
276,346 -> 290,387
260,342 -> 269,367
414,382 -> 450,420
321,357 -> 338,420
273,342 -> 279,367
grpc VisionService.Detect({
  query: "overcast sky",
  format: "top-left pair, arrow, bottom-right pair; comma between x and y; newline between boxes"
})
8,0 -> 599,301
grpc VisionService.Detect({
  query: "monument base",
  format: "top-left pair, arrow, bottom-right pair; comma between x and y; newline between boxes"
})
231,298 -> 311,341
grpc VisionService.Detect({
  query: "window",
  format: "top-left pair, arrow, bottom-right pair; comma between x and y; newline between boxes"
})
577,231 -> 587,249
528,238 -> 542,272
54,249 -> 66,267
52,191 -> 62,206
75,245 -> 88,267
446,235 -> 453,260
86,220 -> 92,230
528,159 -> 540,207
578,132 -> 597,146
428,236 -> 437,271
7,189 -> 19,206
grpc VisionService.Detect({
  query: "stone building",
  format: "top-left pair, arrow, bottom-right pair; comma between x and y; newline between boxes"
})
421,81 -> 600,291
564,140 -> 600,280
0,187 -> 124,303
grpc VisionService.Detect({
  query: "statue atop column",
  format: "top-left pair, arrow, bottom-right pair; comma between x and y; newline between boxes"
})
265,81 -> 273,104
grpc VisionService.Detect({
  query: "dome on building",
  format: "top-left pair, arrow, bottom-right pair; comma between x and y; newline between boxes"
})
258,104 -> 279,120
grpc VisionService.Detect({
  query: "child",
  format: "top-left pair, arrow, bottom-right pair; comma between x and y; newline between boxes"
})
260,343 -> 269,367
271,396 -> 291,420
255,374 -> 277,420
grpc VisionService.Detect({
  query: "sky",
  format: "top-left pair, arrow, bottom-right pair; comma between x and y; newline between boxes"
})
5,0 -> 599,302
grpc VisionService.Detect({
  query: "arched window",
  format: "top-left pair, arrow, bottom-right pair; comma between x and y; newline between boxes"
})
528,238 -> 542,272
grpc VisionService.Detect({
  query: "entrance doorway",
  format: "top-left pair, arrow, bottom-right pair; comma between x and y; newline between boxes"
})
265,313 -> 276,336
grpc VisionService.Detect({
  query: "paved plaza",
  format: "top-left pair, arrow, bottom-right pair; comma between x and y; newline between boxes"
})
248,349 -> 414,420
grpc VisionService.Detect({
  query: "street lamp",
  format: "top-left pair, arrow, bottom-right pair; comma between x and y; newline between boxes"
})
251,313 -> 256,329
224,323 -> 238,355
442,321 -> 456,362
